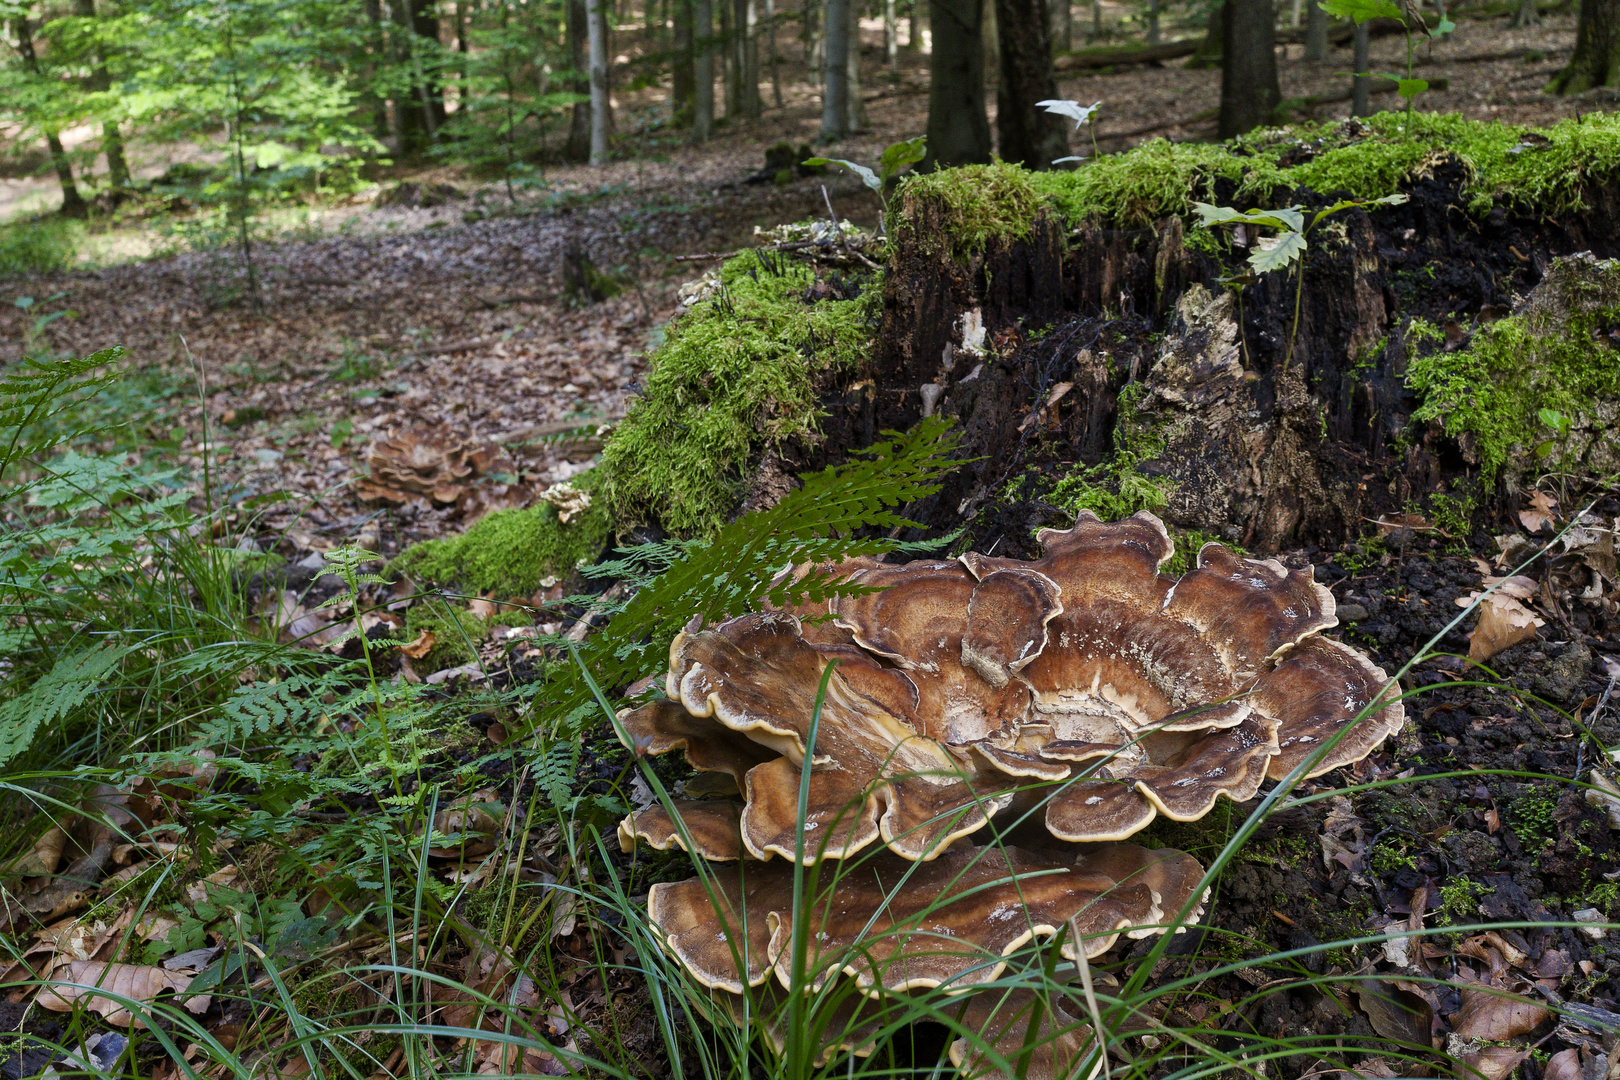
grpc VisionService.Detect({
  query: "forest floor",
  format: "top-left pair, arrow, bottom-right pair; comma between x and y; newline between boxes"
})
2,9 -> 1619,1078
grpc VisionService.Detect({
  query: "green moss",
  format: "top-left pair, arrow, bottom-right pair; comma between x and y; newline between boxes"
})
602,251 -> 879,536
1029,140 -> 1255,229
392,469 -> 612,596
1405,265 -> 1620,484
1438,877 -> 1490,925
894,161 -> 1044,258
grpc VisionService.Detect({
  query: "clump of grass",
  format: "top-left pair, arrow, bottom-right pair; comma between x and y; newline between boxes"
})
0,216 -> 83,277
392,469 -> 613,597
602,250 -> 879,537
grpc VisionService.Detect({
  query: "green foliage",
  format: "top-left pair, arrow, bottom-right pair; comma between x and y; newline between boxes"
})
393,468 -> 612,596
805,136 -> 926,213
543,416 -> 964,736
1405,273 -> 1620,484
403,602 -> 488,671
603,250 -> 879,536
1029,139 -> 1250,228
0,218 -> 82,277
1437,876 -> 1490,924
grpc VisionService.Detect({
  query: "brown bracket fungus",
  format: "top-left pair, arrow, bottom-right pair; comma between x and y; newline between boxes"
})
614,511 -> 1404,1072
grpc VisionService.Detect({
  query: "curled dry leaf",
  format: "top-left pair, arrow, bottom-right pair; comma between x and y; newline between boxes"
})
1519,490 -> 1558,533
13,825 -> 70,878
1542,1048 -> 1582,1080
1350,978 -> 1433,1049
426,791 -> 503,859
1460,592 -> 1545,665
399,628 -> 437,659
1448,983 -> 1551,1041
1451,1042 -> 1531,1080
38,960 -> 210,1027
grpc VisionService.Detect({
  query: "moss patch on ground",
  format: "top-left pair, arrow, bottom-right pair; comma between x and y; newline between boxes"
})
1405,260 -> 1620,486
602,249 -> 879,537
392,469 -> 612,597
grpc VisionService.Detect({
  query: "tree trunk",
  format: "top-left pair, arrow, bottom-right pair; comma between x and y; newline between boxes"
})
410,0 -> 448,132
587,0 -> 611,163
365,0 -> 390,141
1217,0 -> 1280,139
1551,0 -> 1620,90
981,0 -> 998,95
767,0 -> 783,105
1304,0 -> 1328,61
721,0 -> 738,116
741,0 -> 761,117
822,0 -> 850,138
568,0 -> 592,159
909,0 -> 926,50
1148,0 -> 1159,43
1050,0 -> 1071,52
695,0 -> 715,138
995,0 -> 1068,168
1351,22 -> 1370,114
846,0 -> 867,128
10,14 -> 87,218
70,0 -> 131,191
806,0 -> 821,68
674,0 -> 696,123
1511,0 -> 1539,27
922,0 -> 990,168
886,0 -> 899,71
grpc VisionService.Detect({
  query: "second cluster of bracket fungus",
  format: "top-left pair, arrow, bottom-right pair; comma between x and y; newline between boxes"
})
616,511 -> 1405,1075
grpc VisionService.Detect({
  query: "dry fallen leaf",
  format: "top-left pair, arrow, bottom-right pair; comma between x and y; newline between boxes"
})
1350,978 -> 1432,1048
400,628 -> 437,659
426,792 -> 503,860
1449,983 -> 1550,1041
1452,1042 -> 1530,1080
38,960 -> 210,1027
1459,592 -> 1544,665
1519,490 -> 1558,533
13,825 -> 70,878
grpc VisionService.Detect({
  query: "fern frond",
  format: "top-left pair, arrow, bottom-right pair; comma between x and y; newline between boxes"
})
0,644 -> 124,768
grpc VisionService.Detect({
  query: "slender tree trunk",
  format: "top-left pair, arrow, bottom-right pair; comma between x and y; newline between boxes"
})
886,0 -> 899,70
392,0 -> 429,153
721,0 -> 738,115
587,0 -> 611,162
846,0 -> 867,128
366,0 -> 391,141
567,0 -> 592,159
981,0 -> 998,95
1351,21 -> 1370,114
995,0 -> 1067,168
912,0 -> 927,50
766,0 -> 783,104
1552,0 -> 1620,90
674,0 -> 696,122
1050,0 -> 1071,52
1511,0 -> 1539,27
695,0 -> 715,139
1217,0 -> 1280,138
410,0 -> 448,131
822,0 -> 850,138
1090,0 -> 1100,36
805,0 -> 821,67
1304,0 -> 1328,60
922,0 -> 990,168
11,15 -> 87,218
742,0 -> 761,116
1148,0 -> 1160,42
1290,0 -> 1301,26
71,0 -> 131,191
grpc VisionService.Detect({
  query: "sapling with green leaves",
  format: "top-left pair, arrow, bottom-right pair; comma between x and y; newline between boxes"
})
803,134 -> 926,217
1319,0 -> 1454,111
1035,98 -> 1102,164
1194,193 -> 1408,371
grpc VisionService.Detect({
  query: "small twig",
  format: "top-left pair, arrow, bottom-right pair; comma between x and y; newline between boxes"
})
673,249 -> 743,262
821,184 -> 850,254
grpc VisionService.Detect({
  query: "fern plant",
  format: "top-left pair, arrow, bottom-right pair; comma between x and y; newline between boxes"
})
534,415 -> 965,739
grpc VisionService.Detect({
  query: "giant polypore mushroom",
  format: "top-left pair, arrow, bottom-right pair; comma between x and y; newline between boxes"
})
616,511 -> 1404,1073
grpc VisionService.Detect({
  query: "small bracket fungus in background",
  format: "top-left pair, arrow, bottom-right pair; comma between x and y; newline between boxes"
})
615,511 -> 1404,1074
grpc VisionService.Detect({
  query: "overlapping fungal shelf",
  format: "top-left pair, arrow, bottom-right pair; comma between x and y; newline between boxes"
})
615,510 -> 1405,1078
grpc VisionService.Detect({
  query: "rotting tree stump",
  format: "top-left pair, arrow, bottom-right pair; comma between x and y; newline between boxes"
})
782,155 -> 1620,556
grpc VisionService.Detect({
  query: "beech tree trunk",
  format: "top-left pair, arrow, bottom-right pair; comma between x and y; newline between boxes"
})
587,0 -> 611,163
673,0 -> 696,124
822,0 -> 850,138
1552,0 -> 1620,91
846,0 -> 867,129
1188,1 -> 1221,67
922,0 -> 990,168
71,0 -> 131,191
567,0 -> 592,159
994,0 -> 1068,169
1217,0 -> 1280,139
1511,0 -> 1539,27
1351,22 -> 1370,114
1051,0 -> 1071,52
1304,0 -> 1328,61
695,0 -> 715,140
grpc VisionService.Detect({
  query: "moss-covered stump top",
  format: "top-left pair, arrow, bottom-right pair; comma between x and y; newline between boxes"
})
896,112 -> 1620,246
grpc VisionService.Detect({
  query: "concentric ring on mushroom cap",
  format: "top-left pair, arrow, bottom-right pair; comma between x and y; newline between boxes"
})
949,989 -> 1099,1080
645,842 -> 1206,996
